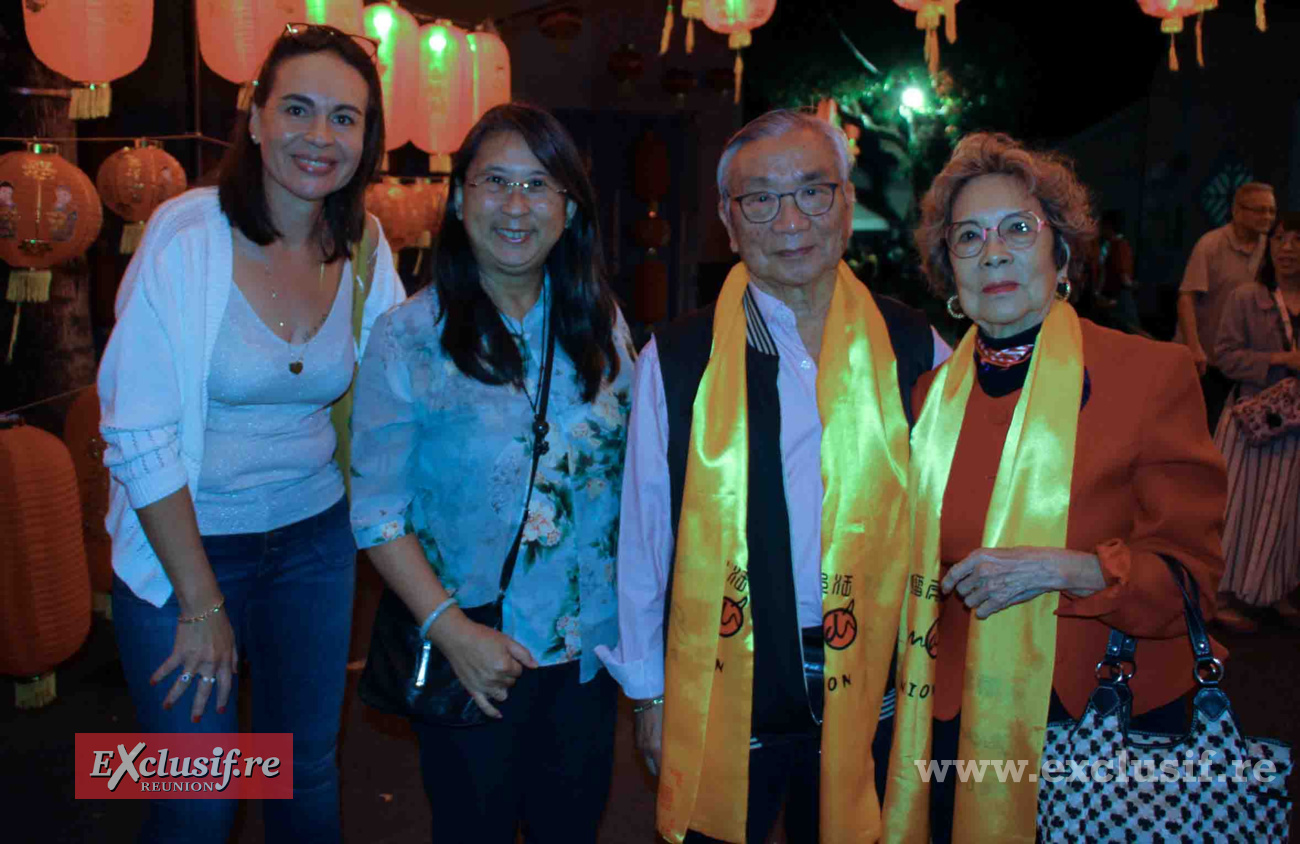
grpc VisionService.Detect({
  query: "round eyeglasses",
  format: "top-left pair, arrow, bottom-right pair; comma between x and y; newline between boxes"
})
731,183 -> 840,225
945,211 -> 1046,259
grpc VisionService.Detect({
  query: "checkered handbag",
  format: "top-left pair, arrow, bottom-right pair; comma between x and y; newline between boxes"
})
1036,558 -> 1292,843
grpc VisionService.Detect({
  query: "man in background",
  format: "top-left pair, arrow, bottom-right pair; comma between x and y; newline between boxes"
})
1177,182 -> 1275,431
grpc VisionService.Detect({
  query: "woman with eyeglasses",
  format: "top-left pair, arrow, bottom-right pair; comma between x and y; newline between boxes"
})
349,103 -> 634,843
1212,212 -> 1300,630
881,133 -> 1227,842
96,24 -> 403,843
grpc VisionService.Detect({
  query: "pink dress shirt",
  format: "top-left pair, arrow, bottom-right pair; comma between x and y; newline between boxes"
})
595,284 -> 950,699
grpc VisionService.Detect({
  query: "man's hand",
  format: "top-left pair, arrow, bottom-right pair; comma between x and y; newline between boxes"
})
634,701 -> 664,777
943,547 -> 1107,619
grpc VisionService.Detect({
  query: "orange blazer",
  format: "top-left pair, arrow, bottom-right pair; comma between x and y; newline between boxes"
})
914,319 -> 1228,721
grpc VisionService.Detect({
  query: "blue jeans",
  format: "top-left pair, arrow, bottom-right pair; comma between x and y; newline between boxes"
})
112,497 -> 355,844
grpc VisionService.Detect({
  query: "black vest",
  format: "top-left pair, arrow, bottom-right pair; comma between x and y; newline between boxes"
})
656,288 -> 932,737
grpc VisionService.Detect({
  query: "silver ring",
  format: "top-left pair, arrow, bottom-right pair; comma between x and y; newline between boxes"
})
179,672 -> 193,683
201,676 -> 217,684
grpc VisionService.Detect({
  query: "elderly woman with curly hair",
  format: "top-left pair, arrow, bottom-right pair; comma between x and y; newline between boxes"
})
880,133 -> 1228,843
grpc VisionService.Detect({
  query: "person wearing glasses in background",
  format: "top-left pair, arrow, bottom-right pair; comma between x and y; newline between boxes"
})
880,133 -> 1226,842
1177,182 -> 1277,433
349,103 -> 635,843
598,109 -> 949,844
97,24 -> 404,844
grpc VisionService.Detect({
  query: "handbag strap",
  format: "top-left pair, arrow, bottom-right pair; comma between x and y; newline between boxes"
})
491,296 -> 558,607
1098,555 -> 1222,688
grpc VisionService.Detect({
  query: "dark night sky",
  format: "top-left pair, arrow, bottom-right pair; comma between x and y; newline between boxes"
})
751,0 -> 1297,143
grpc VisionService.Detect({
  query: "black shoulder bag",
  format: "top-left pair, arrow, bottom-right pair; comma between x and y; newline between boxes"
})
357,308 -> 557,727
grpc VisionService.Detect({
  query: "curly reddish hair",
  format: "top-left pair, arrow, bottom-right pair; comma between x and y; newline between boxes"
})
915,132 -> 1097,298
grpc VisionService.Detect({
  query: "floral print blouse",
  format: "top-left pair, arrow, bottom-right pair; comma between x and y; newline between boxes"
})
350,280 -> 634,682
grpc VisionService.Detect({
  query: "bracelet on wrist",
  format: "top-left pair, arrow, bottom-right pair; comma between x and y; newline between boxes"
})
419,597 -> 459,640
632,696 -> 664,714
178,597 -> 225,625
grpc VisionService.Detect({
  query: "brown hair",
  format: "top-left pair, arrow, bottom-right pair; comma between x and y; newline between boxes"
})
217,25 -> 385,262
914,132 -> 1096,298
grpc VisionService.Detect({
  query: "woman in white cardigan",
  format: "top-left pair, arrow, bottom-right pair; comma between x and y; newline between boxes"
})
96,25 -> 403,844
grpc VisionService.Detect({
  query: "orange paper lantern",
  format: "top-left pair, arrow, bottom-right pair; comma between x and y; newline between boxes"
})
468,30 -> 511,122
365,179 -> 424,252
199,0 -> 295,107
0,416 -> 91,708
23,0 -> 153,119
1137,0 -> 1198,71
96,141 -> 188,254
303,0 -> 364,33
0,144 -> 103,305
702,0 -> 776,104
364,2 -> 419,151
62,388 -> 114,606
893,0 -> 959,75
406,179 -> 449,248
414,21 -> 473,168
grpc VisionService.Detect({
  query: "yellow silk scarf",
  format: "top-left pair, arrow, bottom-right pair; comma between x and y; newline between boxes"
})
881,301 -> 1084,844
658,261 -> 912,844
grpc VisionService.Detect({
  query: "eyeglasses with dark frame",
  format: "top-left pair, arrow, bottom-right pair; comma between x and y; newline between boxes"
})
730,183 -> 841,224
283,22 -> 380,59
464,175 -> 569,209
945,210 -> 1047,259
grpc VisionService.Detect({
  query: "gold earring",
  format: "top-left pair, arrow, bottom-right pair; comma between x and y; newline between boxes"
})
946,295 -> 966,319
1056,278 -> 1072,301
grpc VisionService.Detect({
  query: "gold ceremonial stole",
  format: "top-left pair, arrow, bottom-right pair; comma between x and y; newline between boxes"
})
882,301 -> 1084,843
658,261 -> 912,844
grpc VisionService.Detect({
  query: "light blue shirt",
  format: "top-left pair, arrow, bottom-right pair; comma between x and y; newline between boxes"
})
349,281 -> 634,681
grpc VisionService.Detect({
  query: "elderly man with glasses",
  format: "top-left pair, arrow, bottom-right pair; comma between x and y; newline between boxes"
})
1177,181 -> 1277,434
596,109 -> 949,844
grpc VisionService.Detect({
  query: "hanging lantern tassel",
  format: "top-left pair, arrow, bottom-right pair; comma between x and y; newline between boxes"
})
1168,34 -> 1179,72
917,7 -> 943,76
686,18 -> 696,54
729,31 -> 750,105
69,83 -> 111,120
660,3 -> 674,56
237,82 -> 255,112
945,1 -> 957,44
119,221 -> 146,255
1196,13 -> 1205,68
1256,0 -> 1266,32
7,269 -> 52,305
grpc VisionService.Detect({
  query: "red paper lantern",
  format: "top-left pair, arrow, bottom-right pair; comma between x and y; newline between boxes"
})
0,143 -> 103,307
413,21 -> 473,167
702,0 -> 776,104
303,0 -> 364,33
662,67 -> 696,104
23,0 -> 152,119
96,141 -> 188,254
893,0 -> 960,75
468,30 -> 511,123
537,5 -> 583,52
62,388 -> 113,608
199,0 -> 294,108
364,2 -> 419,151
365,179 -> 424,252
1137,0 -> 1198,71
0,416 -> 91,708
608,44 -> 645,96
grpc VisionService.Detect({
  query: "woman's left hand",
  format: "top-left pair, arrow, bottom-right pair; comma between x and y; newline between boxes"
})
943,547 -> 1107,619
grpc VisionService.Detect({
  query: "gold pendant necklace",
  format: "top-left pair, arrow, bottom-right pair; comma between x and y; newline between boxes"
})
266,258 -> 326,375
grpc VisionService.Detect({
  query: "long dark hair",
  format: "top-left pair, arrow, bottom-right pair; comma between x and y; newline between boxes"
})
430,103 -> 620,402
1258,212 -> 1300,291
217,25 -> 385,262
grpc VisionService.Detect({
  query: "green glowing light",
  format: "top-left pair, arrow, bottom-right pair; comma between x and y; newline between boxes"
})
371,7 -> 393,38
902,86 -> 925,110
429,30 -> 448,52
